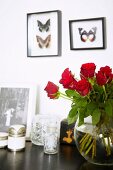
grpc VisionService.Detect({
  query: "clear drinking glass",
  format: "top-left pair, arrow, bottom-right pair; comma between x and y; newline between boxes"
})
31,114 -> 48,146
44,118 -> 59,154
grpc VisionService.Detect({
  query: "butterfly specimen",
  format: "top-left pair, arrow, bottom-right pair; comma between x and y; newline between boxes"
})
36,34 -> 51,48
78,27 -> 97,42
37,19 -> 50,32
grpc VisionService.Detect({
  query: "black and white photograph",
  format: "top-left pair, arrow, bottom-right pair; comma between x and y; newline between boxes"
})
27,10 -> 61,57
0,88 -> 29,131
69,17 -> 106,50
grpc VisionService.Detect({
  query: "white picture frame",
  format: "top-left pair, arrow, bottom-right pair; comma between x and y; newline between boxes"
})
0,82 -> 37,140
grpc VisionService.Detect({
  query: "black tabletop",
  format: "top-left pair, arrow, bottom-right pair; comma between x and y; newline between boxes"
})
0,142 -> 113,170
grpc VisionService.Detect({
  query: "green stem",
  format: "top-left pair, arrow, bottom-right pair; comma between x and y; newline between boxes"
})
102,85 -> 107,100
107,137 -> 111,156
92,139 -> 96,159
79,134 -> 90,153
84,136 -> 92,150
85,142 -> 93,155
79,133 -> 88,144
59,92 -> 73,101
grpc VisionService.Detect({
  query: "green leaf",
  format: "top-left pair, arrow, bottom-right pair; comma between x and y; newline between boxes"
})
108,99 -> 113,105
67,115 -> 77,125
94,84 -> 103,94
92,108 -> 101,125
86,102 -> 97,116
68,106 -> 78,117
78,109 -> 85,126
75,98 -> 87,108
65,89 -> 80,98
67,106 -> 78,124
105,100 -> 113,117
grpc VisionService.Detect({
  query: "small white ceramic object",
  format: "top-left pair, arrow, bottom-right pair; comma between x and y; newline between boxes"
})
8,124 -> 26,151
0,132 -> 8,148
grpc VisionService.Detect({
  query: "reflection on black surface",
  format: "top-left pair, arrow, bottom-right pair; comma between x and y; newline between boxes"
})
79,161 -> 113,170
60,144 -> 86,170
61,144 -> 76,160
1,143 -> 113,170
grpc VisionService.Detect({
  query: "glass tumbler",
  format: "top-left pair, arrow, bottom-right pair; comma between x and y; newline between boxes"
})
44,119 -> 59,154
31,114 -> 48,146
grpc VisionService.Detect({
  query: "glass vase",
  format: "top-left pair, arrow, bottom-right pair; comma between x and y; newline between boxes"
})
74,116 -> 113,165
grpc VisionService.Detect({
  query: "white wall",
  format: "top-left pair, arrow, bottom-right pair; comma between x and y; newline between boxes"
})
0,0 -> 113,120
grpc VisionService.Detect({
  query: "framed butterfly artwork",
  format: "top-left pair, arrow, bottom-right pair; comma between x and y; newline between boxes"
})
69,17 -> 106,50
27,10 -> 62,57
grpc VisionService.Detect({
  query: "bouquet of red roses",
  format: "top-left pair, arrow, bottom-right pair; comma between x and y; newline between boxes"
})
44,63 -> 113,126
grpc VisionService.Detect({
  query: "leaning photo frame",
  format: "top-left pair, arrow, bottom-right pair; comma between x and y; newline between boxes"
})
0,82 -> 37,141
27,10 -> 62,57
69,17 -> 106,50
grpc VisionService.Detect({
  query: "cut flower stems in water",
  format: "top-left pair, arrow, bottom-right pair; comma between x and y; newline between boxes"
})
44,63 -> 113,161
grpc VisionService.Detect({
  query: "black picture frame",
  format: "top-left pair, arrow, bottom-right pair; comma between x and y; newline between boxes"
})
69,17 -> 106,50
27,10 -> 62,57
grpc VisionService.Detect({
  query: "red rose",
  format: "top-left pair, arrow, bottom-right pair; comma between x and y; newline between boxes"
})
75,79 -> 92,96
100,66 -> 112,77
109,74 -> 113,82
100,66 -> 113,82
96,71 -> 107,86
44,81 -> 59,99
59,68 -> 77,90
96,66 -> 113,85
80,63 -> 96,79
